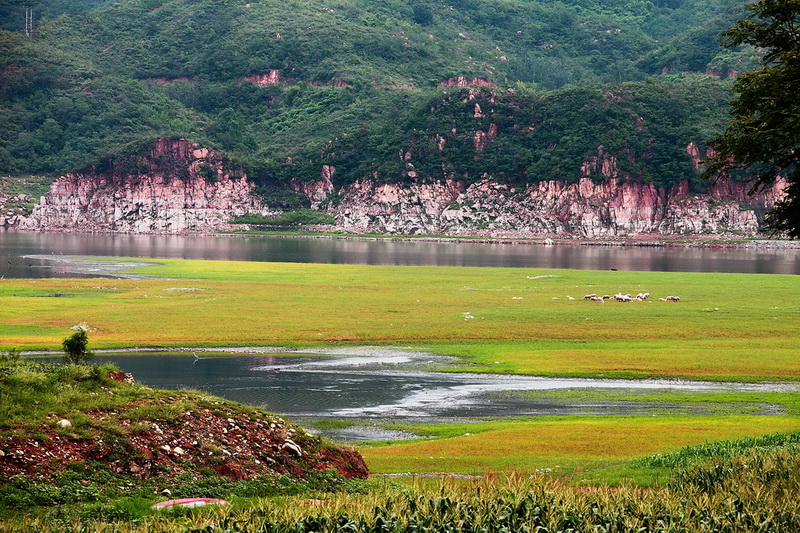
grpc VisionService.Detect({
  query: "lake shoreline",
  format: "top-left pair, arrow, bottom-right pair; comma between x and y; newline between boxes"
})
7,226 -> 799,249
220,230 -> 800,250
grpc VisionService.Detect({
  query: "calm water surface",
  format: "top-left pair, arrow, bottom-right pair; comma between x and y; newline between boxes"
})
1,230 -> 798,276
49,349 -> 799,440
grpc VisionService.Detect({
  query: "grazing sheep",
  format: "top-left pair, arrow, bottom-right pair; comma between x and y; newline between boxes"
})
666,295 -> 681,302
583,294 -> 597,300
637,292 -> 650,300
590,296 -> 604,302
601,295 -> 611,300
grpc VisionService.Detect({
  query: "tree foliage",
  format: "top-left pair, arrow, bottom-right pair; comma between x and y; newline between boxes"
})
62,330 -> 93,365
0,0 -> 765,200
706,0 -> 800,237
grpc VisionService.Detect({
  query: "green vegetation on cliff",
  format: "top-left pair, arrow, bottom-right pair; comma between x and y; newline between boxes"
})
0,0 -> 759,196
1,0 -> 757,85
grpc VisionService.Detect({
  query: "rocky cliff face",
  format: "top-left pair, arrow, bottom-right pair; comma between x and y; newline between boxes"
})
299,172 -> 784,238
7,137 -> 785,237
19,138 -> 275,234
0,192 -> 31,228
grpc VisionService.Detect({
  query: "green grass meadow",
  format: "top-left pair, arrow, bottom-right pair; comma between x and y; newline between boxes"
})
2,257 -> 800,479
2,258 -> 798,381
361,416 -> 800,479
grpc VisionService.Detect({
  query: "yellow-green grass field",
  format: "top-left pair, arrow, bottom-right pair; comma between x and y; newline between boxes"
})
3,256 -> 800,480
1,257 -> 798,381
361,416 -> 800,479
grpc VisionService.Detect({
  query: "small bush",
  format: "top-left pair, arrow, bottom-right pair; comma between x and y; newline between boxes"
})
78,497 -> 154,522
0,480 -> 102,510
56,364 -> 95,383
62,331 -> 93,365
1,347 -> 21,363
231,209 -> 335,227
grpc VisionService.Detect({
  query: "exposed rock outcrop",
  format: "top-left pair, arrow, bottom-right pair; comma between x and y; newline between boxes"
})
242,69 -> 283,86
0,193 -> 30,228
0,175 -> 52,227
330,176 -> 785,238
6,137 -> 786,238
242,71 -> 352,88
292,165 -> 335,209
474,123 -> 498,153
439,77 -> 498,88
20,138 -> 275,233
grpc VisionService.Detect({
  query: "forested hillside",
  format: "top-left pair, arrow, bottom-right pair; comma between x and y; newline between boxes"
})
0,0 -> 759,198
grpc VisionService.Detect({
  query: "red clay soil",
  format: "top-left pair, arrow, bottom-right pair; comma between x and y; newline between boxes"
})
0,382 -> 368,484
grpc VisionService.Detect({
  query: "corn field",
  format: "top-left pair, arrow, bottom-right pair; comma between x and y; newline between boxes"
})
7,447 -> 800,533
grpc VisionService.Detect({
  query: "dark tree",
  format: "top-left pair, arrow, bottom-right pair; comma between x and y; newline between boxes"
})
62,330 -> 94,365
411,3 -> 433,25
705,0 -> 800,237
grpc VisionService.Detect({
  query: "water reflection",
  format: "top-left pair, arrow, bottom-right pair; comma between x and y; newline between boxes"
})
65,352 -> 800,421
2,230 -> 798,277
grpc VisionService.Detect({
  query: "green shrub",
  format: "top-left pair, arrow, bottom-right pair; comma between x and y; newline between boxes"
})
231,209 -> 335,227
61,331 -> 94,365
0,347 -> 21,363
0,479 -> 102,510
78,497 -> 154,522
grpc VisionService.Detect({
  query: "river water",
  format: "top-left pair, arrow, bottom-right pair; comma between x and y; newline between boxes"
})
1,229 -> 799,277
39,348 -> 797,441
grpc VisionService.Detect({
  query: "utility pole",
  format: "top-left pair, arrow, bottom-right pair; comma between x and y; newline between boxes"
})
24,6 -> 33,37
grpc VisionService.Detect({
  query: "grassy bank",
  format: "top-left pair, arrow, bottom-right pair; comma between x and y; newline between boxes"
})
0,361 -> 368,516
1,258 -> 798,381
362,416 -> 800,480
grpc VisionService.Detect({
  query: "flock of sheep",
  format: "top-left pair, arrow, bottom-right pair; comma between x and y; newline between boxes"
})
582,292 -> 681,302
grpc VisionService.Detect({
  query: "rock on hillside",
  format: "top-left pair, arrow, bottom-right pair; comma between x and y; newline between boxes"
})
301,174 -> 786,239
0,176 -> 53,228
0,372 -> 368,486
0,191 -> 31,228
19,138 -> 275,234
8,132 -> 786,238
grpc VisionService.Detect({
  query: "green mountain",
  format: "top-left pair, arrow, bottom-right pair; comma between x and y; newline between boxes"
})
0,0 -> 759,196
